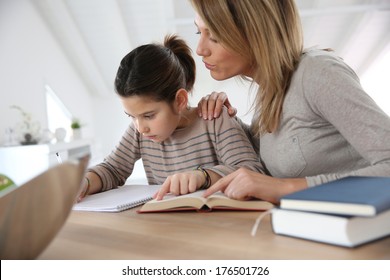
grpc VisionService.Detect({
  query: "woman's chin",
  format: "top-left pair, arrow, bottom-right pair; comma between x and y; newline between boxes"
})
210,71 -> 234,81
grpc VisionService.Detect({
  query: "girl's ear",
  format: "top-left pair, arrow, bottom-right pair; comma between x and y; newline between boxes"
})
175,88 -> 189,112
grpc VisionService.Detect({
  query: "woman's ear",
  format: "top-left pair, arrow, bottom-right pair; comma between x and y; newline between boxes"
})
175,89 -> 189,112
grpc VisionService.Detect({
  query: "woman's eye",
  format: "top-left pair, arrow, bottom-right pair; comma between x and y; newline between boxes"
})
144,115 -> 154,120
209,32 -> 218,43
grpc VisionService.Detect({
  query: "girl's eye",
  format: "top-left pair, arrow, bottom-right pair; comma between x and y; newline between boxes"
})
144,114 -> 154,120
124,112 -> 133,118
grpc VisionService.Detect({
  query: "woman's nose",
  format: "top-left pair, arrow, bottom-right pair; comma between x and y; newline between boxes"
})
196,37 -> 210,57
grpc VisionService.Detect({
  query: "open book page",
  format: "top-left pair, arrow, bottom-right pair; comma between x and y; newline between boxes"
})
73,185 -> 161,212
205,192 -> 273,210
139,190 -> 274,212
140,190 -> 208,211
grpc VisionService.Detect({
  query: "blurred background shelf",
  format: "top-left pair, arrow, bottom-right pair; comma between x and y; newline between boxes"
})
0,139 -> 91,185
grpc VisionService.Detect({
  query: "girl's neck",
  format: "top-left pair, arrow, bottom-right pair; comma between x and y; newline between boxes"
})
177,107 -> 198,129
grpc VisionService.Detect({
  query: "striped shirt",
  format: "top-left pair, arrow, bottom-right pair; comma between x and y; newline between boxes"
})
89,108 -> 263,191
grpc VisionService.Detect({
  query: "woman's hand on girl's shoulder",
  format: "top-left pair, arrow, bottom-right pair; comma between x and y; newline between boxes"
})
197,91 -> 237,120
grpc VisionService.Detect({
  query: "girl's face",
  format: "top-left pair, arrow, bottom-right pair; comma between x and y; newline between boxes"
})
194,14 -> 253,80
121,95 -> 182,143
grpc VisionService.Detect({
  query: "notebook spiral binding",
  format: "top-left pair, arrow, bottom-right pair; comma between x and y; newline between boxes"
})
117,196 -> 154,211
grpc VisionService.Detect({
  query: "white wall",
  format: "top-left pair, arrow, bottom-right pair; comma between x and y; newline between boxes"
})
0,0 -> 95,147
360,48 -> 390,117
91,96 -> 127,159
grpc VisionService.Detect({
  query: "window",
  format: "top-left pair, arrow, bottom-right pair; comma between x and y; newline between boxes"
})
45,85 -> 72,141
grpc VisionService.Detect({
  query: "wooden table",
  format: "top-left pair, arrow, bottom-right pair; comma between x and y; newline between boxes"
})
39,208 -> 390,260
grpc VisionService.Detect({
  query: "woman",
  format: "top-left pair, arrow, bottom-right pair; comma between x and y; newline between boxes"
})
190,0 -> 390,204
77,35 -> 262,201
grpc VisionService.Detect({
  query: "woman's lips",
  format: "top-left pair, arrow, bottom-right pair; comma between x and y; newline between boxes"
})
203,60 -> 215,70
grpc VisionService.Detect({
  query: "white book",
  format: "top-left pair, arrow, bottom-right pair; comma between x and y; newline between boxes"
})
271,208 -> 390,248
73,185 -> 161,212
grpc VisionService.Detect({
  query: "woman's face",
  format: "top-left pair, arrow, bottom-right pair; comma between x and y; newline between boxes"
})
194,14 -> 253,80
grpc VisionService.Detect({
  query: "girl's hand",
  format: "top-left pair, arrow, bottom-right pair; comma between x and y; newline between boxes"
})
154,170 -> 206,200
76,178 -> 90,202
203,168 -> 308,204
197,91 -> 237,120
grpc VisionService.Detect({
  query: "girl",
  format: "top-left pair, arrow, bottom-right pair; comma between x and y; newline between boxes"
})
78,35 -> 263,201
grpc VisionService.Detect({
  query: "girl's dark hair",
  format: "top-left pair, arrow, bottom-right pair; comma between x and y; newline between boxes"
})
114,34 -> 196,103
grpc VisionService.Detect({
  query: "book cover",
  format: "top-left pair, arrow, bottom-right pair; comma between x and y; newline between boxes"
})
280,176 -> 390,216
271,208 -> 390,248
73,185 -> 161,212
138,190 -> 274,213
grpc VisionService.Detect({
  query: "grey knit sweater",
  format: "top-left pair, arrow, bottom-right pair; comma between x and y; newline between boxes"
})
248,49 -> 390,186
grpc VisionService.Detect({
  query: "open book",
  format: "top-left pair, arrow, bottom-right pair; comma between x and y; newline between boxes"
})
73,185 -> 161,212
138,190 -> 274,213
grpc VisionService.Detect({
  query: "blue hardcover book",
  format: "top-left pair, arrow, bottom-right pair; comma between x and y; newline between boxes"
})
280,176 -> 390,216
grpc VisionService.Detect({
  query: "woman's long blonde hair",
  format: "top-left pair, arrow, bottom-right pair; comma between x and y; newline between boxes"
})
190,0 -> 303,135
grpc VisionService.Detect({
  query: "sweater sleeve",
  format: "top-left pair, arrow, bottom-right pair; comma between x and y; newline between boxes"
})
206,108 -> 265,177
302,54 -> 390,186
234,115 -> 260,156
87,123 -> 141,191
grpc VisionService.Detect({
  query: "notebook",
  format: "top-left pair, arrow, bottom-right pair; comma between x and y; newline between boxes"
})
73,184 -> 161,212
0,155 -> 89,259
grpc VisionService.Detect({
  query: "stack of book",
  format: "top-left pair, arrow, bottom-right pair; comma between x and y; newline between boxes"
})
271,176 -> 390,247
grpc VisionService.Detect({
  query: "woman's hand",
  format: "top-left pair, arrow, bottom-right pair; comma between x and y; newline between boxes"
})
203,168 -> 308,204
197,91 -> 237,120
154,170 -> 206,200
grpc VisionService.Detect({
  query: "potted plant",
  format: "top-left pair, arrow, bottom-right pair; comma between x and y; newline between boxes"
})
70,118 -> 82,140
10,105 -> 40,145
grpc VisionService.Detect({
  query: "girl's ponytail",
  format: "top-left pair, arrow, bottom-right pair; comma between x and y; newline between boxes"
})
164,34 -> 196,92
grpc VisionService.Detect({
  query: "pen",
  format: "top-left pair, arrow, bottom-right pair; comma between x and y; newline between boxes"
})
55,152 -> 63,164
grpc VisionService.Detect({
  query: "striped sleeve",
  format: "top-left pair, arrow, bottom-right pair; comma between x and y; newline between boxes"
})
206,108 -> 265,177
88,124 -> 141,191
